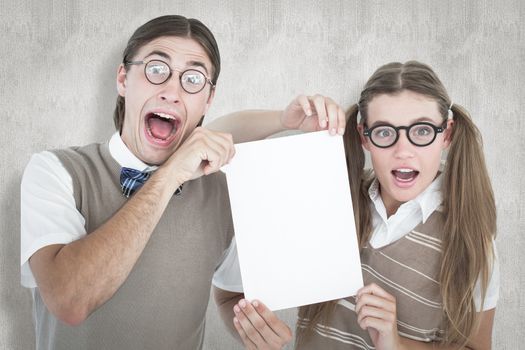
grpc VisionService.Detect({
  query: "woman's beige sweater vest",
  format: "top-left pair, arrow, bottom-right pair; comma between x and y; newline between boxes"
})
297,210 -> 446,349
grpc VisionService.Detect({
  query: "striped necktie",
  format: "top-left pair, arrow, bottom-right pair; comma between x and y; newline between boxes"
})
120,167 -> 183,198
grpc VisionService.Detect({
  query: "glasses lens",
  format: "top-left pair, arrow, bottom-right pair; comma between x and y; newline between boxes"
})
370,126 -> 397,147
181,70 -> 206,93
409,123 -> 435,145
145,61 -> 170,84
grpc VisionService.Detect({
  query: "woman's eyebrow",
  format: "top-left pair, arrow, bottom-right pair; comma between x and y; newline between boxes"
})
368,116 -> 440,127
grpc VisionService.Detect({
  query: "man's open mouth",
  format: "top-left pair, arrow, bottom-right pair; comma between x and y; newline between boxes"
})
145,112 -> 179,142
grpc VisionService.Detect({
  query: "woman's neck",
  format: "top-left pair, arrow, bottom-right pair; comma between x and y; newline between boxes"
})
379,189 -> 403,218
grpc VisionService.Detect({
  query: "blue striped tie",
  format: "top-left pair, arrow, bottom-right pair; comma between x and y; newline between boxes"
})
120,168 -> 150,197
120,167 -> 183,198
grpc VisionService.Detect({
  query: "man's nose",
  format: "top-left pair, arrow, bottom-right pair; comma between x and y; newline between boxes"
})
158,76 -> 183,104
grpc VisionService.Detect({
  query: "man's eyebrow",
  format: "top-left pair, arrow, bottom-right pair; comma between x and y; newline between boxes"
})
187,60 -> 210,75
143,50 -> 171,61
141,53 -> 210,75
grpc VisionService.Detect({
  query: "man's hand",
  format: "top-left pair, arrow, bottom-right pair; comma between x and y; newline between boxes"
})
166,127 -> 235,185
281,94 -> 346,135
233,299 -> 292,350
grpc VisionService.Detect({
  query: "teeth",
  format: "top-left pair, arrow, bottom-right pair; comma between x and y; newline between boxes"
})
396,168 -> 414,173
153,112 -> 175,120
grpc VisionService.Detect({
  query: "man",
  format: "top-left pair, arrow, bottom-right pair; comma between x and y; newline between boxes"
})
21,14 -> 345,350
21,15 -> 235,350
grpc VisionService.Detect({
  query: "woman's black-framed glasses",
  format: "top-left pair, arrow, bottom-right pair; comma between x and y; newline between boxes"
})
125,59 -> 215,94
363,121 -> 447,148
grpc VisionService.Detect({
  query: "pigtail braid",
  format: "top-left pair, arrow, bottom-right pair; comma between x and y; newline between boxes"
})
343,104 -> 373,248
440,104 -> 496,345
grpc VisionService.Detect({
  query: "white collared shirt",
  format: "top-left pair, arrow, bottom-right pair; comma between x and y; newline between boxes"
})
108,133 -> 158,172
20,133 -> 152,287
368,175 -> 443,249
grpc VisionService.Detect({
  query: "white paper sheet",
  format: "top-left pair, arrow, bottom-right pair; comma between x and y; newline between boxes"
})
223,131 -> 363,311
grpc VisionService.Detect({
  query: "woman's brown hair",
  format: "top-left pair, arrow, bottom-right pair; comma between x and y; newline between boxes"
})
297,61 -> 496,347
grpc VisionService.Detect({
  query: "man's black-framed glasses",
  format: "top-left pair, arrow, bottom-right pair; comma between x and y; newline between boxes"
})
125,59 -> 214,94
363,121 -> 447,148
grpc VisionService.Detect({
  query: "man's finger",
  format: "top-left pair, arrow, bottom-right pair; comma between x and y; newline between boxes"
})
233,317 -> 257,350
238,299 -> 280,344
326,99 -> 339,135
191,130 -> 234,175
311,94 -> 328,129
297,94 -> 312,116
252,300 -> 292,341
337,106 -> 346,135
234,304 -> 266,345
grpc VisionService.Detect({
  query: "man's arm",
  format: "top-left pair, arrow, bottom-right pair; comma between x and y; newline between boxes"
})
206,94 -> 346,143
206,110 -> 284,144
29,128 -> 234,326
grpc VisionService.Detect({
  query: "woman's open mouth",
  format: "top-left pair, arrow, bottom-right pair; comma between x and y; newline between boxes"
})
391,168 -> 419,185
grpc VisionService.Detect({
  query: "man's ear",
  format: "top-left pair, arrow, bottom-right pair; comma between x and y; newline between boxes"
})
116,64 -> 127,97
356,124 -> 371,151
203,87 -> 216,116
443,119 -> 454,149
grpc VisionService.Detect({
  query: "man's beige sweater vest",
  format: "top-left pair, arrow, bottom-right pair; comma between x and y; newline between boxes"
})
33,142 -> 233,350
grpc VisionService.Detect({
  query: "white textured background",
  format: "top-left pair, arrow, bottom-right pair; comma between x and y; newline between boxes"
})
1,1 -> 523,349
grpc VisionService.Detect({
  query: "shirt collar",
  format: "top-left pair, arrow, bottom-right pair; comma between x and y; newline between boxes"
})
368,178 -> 389,223
415,175 -> 443,223
368,173 -> 443,224
108,132 -> 158,172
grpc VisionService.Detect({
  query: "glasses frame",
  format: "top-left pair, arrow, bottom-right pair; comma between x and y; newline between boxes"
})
363,121 -> 447,148
125,59 -> 215,94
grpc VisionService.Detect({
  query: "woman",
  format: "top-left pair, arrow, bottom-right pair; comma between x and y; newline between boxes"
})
210,61 -> 498,350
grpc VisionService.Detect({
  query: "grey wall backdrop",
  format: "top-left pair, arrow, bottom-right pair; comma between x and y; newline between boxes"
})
1,0 -> 523,349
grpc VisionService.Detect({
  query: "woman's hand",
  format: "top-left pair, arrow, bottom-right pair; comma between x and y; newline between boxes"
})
233,299 -> 292,349
356,283 -> 402,350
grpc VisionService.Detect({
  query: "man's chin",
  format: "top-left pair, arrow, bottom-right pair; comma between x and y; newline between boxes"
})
138,136 -> 180,165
